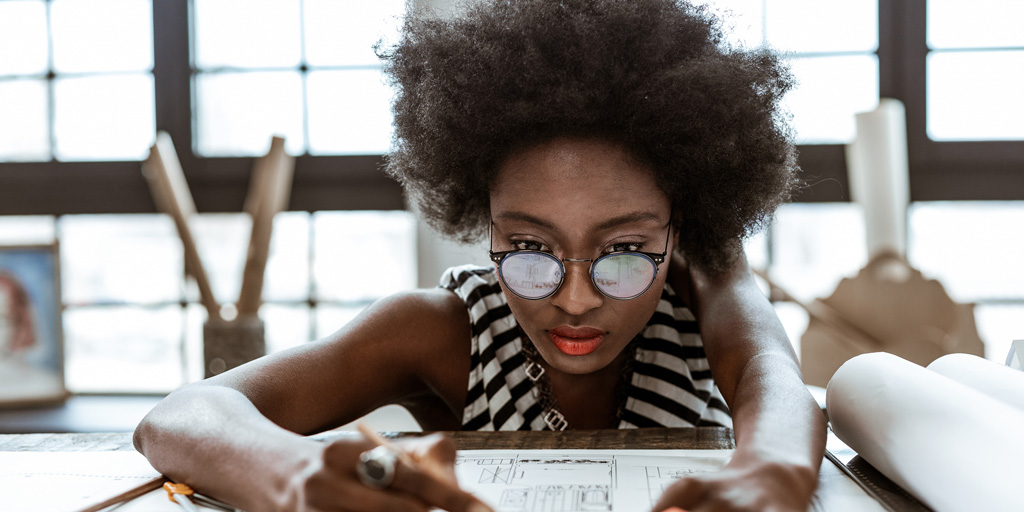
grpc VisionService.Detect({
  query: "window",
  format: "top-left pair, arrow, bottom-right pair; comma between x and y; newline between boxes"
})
926,0 -> 1024,141
0,212 -> 417,393
191,0 -> 403,156
0,0 -> 155,162
1,0 -> 1022,391
0,0 -> 406,215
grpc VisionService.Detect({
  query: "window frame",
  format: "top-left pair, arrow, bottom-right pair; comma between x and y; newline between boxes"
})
0,0 -> 1021,215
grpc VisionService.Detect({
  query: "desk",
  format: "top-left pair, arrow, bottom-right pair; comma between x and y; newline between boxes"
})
0,428 -> 883,512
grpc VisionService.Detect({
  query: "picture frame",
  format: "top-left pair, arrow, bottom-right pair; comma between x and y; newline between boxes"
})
0,244 -> 68,407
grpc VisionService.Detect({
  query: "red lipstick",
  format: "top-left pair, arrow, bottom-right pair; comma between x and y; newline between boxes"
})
548,326 -> 606,356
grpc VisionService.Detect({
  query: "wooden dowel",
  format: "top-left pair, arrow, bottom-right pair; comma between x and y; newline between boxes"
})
142,132 -> 221,320
236,136 -> 294,316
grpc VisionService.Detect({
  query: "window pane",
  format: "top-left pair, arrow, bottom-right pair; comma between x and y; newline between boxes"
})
264,212 -> 311,302
191,214 -> 249,308
315,304 -> 367,340
929,0 -> 1024,49
262,303 -> 311,354
195,71 -> 305,156
304,0 -> 405,67
773,301 -> 809,360
63,305 -> 184,392
307,69 -> 394,155
52,73 -> 156,161
974,304 -> 1024,363
59,215 -> 182,304
784,55 -> 879,144
185,304 -> 205,383
0,216 -> 56,245
765,0 -> 877,53
769,203 -> 867,302
743,228 -> 770,271
908,202 -> 1024,302
187,213 -> 309,306
194,0 -> 301,69
0,79 -> 49,161
313,211 -> 416,303
690,0 -> 764,48
927,51 -> 1024,141
0,1 -> 48,76
50,0 -> 153,73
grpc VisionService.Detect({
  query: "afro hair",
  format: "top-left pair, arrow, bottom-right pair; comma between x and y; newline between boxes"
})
378,0 -> 800,276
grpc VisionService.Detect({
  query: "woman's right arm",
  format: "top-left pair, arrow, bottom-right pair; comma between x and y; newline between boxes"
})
133,288 -> 487,512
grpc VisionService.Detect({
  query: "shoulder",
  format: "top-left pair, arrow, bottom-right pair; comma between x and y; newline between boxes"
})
352,286 -> 471,352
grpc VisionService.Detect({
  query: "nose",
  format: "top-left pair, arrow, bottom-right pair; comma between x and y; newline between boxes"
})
550,260 -> 604,315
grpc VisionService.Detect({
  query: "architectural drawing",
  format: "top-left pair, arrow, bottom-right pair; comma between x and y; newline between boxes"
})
455,449 -> 733,512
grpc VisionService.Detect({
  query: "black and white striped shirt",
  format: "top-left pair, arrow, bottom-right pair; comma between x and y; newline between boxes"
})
440,265 -> 732,430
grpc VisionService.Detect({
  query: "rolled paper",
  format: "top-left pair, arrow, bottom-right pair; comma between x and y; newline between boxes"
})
827,352 -> 1024,512
927,352 -> 1024,412
846,99 -> 910,259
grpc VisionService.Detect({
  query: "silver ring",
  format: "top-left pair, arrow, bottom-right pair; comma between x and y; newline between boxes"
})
356,446 -> 398,489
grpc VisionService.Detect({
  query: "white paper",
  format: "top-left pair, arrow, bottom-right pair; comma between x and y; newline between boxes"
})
454,449 -> 732,511
846,99 -> 909,258
927,352 -> 1024,412
826,352 -> 1024,512
0,451 -> 161,512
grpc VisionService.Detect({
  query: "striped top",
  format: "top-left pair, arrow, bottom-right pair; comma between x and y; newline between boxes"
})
440,265 -> 732,431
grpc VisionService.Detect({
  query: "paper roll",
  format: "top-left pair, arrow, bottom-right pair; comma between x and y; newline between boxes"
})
928,353 -> 1024,412
827,352 -> 1024,512
846,99 -> 910,258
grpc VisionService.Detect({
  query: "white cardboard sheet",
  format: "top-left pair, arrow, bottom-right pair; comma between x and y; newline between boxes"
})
454,449 -> 733,511
827,352 -> 1024,512
0,451 -> 161,512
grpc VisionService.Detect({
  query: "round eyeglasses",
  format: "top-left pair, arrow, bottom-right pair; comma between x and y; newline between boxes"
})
488,222 -> 672,300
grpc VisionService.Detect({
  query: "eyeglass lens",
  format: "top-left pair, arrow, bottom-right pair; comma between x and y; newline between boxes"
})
498,252 -> 657,300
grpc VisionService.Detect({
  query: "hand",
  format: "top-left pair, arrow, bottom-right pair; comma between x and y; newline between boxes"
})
651,457 -> 817,512
286,434 -> 491,512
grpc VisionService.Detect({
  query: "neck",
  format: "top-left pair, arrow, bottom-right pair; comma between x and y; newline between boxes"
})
539,339 -> 637,430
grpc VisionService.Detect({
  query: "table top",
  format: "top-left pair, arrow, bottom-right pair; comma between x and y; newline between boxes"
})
0,428 -> 883,512
0,427 -> 736,452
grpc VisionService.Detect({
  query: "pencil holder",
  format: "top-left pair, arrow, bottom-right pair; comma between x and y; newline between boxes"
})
203,315 -> 266,378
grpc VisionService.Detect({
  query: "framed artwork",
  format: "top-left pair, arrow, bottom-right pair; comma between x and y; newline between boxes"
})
0,244 -> 67,407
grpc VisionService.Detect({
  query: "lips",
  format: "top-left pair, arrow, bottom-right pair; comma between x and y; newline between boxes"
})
547,326 -> 606,356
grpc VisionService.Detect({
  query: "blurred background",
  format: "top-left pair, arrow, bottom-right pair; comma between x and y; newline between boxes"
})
0,0 -> 1022,429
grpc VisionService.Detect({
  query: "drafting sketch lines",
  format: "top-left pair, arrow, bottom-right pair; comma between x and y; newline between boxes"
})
457,452 -> 730,512
462,456 -> 614,512
501,485 -> 611,512
643,464 -> 722,504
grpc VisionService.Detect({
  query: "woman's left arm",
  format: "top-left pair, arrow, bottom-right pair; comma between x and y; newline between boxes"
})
654,253 -> 826,512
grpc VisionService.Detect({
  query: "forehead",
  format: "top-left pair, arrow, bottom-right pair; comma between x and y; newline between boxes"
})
489,137 -> 670,224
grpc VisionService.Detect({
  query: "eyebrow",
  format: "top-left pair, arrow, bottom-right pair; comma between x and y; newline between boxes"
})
494,211 -> 663,232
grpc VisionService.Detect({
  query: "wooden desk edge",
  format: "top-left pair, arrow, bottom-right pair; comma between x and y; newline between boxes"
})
1,428 -> 735,452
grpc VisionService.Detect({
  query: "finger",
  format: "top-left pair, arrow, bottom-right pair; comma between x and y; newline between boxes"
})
652,478 -> 705,512
399,434 -> 459,484
389,456 -> 492,512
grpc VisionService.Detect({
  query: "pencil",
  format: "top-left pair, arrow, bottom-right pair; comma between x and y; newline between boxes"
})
355,423 -> 452,484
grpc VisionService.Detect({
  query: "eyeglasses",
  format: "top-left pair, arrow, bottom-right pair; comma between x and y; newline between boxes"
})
488,221 -> 672,300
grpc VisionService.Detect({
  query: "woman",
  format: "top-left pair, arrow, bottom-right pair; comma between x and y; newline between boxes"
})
134,1 -> 825,511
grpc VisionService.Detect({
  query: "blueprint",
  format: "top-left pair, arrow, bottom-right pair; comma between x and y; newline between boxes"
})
454,449 -> 733,512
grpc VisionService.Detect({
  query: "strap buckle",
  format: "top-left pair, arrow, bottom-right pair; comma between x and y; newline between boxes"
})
524,361 -> 545,381
543,409 -> 568,431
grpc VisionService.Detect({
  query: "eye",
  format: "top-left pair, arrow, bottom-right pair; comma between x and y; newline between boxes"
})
511,240 -> 550,252
607,242 -> 644,253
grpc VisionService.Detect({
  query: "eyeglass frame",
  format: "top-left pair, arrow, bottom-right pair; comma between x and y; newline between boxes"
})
487,219 -> 673,301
